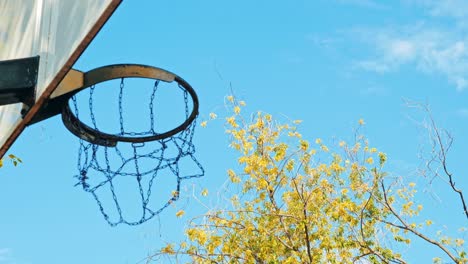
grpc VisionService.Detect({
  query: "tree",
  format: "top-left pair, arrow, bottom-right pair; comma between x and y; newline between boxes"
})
148,97 -> 467,264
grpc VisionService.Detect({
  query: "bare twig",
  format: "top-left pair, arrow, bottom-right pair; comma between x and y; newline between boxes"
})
405,100 -> 468,220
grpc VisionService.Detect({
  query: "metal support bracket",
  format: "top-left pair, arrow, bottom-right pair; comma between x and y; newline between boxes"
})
29,69 -> 84,124
0,56 -> 39,108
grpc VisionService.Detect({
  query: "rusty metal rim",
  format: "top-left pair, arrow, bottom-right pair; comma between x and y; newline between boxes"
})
61,64 -> 199,147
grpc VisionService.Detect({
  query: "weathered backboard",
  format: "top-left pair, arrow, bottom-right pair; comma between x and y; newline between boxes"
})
0,0 -> 122,159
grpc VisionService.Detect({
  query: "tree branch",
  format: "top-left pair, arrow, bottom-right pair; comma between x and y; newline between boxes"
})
381,181 -> 461,263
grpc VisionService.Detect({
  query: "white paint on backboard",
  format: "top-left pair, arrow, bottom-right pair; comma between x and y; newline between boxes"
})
0,0 -> 118,153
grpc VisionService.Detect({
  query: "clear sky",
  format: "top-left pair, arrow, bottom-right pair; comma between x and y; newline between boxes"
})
1,0 -> 468,263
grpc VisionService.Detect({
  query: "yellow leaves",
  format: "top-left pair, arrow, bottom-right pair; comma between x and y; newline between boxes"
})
284,256 -> 298,264
180,241 -> 187,249
161,244 -> 175,254
299,140 -> 309,151
352,142 -> 361,153
234,106 -> 241,115
403,201 -> 413,211
228,169 -> 241,183
231,129 -> 247,141
440,236 -> 452,245
256,114 -> 265,128
207,236 -> 221,254
285,159 -> 295,171
288,131 -> 302,138
394,235 -> 411,244
186,228 -> 208,245
258,191 -> 266,200
321,145 -> 329,152
314,138 -> 329,152
378,152 -> 387,165
455,238 -> 465,247
237,156 -> 248,164
273,143 -> 288,161
358,118 -> 365,125
186,228 -> 196,241
402,201 -> 420,217
230,142 -> 241,151
396,188 -> 404,198
409,182 -> 416,188
320,179 -> 330,188
293,119 -> 302,124
330,161 -> 344,174
221,243 -> 232,255
176,210 -> 185,218
257,178 -> 269,190
161,98 -> 462,264
226,116 -> 238,128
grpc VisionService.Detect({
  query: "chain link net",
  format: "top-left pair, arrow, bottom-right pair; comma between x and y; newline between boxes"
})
71,78 -> 204,226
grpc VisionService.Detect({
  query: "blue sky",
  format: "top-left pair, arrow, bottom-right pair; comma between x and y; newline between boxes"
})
1,0 -> 468,263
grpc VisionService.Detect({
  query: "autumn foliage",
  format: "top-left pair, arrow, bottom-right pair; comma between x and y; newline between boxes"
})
150,98 -> 466,264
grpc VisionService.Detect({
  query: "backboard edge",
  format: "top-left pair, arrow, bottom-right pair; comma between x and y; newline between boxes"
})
0,0 -> 122,159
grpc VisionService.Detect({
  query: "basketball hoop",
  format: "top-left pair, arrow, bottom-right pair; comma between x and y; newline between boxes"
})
60,64 -> 204,226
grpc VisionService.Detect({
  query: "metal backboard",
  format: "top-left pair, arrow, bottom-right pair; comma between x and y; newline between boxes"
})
0,0 -> 122,159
